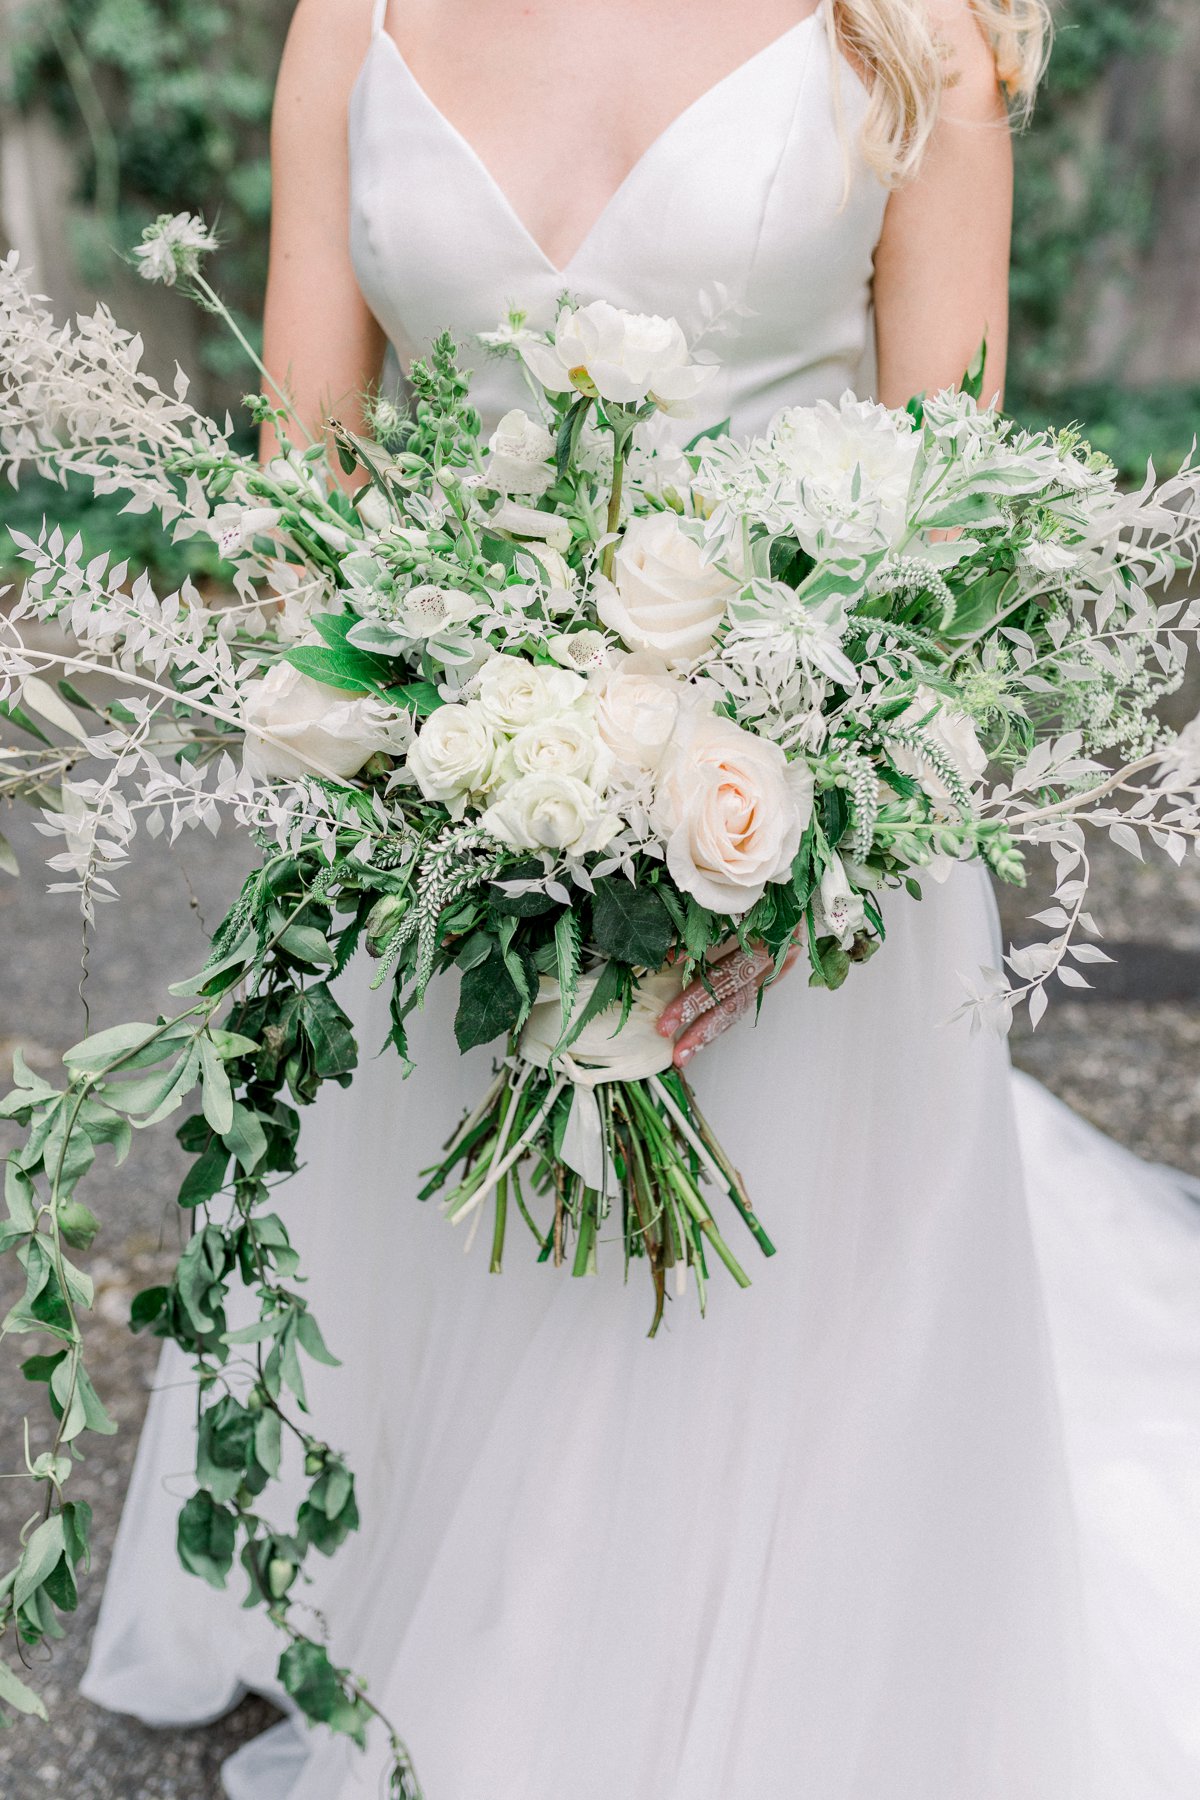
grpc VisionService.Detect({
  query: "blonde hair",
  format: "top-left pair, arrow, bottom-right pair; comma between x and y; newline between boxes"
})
832,0 -> 1052,185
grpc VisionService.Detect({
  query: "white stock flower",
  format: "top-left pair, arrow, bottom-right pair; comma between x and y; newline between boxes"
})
592,652 -> 691,774
485,408 -> 555,497
408,701 -> 500,814
891,685 -> 989,805
482,772 -> 617,856
520,300 -> 714,416
476,655 -> 587,734
133,212 -> 219,287
650,713 -> 813,913
812,855 -> 866,948
241,663 -> 403,783
597,513 -> 741,665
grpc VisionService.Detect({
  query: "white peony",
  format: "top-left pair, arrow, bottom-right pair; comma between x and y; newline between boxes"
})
519,300 -> 714,416
475,655 -> 587,735
482,772 -> 617,857
651,713 -> 814,913
408,701 -> 500,814
597,513 -> 741,665
890,685 -> 989,806
592,652 -> 691,774
241,663 -> 403,784
767,396 -> 920,550
485,408 -> 555,497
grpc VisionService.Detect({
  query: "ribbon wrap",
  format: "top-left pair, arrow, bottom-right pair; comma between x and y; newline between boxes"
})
517,967 -> 686,1189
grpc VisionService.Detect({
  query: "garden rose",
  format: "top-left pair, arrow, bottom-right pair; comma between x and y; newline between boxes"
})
482,772 -> 616,856
408,701 -> 500,814
506,711 -> 606,784
651,713 -> 813,913
485,408 -> 555,497
592,653 -> 690,774
476,656 -> 587,734
519,300 -> 714,416
597,514 -> 741,665
241,663 -> 403,783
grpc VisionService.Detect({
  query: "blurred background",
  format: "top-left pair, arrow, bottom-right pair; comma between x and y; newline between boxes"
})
0,0 -> 1198,1792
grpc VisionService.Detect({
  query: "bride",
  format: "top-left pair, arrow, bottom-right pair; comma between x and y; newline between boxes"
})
81,1 -> 1200,1795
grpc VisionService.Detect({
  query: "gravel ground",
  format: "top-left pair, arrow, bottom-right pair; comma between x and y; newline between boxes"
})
0,789 -> 1197,1798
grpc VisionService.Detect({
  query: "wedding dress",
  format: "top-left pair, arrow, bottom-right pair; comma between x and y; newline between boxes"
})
81,4 -> 1200,1795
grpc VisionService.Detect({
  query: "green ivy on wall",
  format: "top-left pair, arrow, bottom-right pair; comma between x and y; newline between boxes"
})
1008,0 -> 1199,476
9,0 -> 287,390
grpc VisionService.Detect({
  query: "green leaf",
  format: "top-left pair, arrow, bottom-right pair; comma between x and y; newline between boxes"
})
554,910 -> 581,1035
382,679 -> 444,716
295,1308 -> 339,1368
278,924 -> 335,966
454,949 -> 523,1053
130,1286 -> 169,1333
277,1640 -> 367,1746
553,956 -> 625,1055
177,1490 -> 237,1589
0,1659 -> 48,1723
589,876 -> 674,969
178,1134 -> 231,1209
960,336 -> 988,403
0,831 -> 18,878
283,644 -> 391,695
297,988 -> 357,1081
14,1516 -> 65,1612
222,1102 -> 269,1174
62,1020 -> 162,1071
199,1037 -> 235,1136
197,1395 -> 257,1504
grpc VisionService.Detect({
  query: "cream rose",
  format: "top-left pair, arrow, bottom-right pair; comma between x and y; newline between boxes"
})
241,663 -> 403,784
651,713 -> 814,913
482,772 -> 616,857
408,701 -> 500,815
485,408 -> 555,497
597,514 -> 741,665
890,685 -> 988,807
476,655 -> 587,735
592,652 -> 689,774
520,300 -> 713,416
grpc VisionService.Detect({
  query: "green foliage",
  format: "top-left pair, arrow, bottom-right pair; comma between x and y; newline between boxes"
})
10,0 -> 285,380
1009,0 -> 1191,473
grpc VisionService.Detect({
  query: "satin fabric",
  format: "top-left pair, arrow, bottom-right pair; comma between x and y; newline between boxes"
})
82,5 -> 1200,1795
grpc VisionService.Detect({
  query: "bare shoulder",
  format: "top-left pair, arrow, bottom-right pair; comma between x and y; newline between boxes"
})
277,0 -> 377,106
924,0 -> 1007,121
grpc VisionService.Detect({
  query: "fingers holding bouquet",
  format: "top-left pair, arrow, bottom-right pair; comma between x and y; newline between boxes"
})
658,937 -> 802,1068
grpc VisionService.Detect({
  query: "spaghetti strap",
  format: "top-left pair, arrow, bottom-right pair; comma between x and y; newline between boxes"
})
371,0 -> 388,36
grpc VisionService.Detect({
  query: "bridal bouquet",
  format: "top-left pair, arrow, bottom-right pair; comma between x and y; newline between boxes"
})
1,217 -> 1199,1772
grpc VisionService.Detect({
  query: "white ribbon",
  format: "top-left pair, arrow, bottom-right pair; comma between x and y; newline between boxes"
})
517,967 -> 686,1190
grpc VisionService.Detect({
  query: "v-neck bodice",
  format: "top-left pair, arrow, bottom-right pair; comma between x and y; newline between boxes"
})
348,3 -> 889,437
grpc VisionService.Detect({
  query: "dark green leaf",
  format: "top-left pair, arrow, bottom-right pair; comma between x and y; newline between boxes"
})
177,1490 -> 237,1589
589,876 -> 673,969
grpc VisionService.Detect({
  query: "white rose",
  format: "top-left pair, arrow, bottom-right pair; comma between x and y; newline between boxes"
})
506,710 -> 605,785
592,652 -> 689,774
408,701 -> 500,814
651,713 -> 814,914
485,408 -> 555,497
482,772 -> 617,857
811,855 -> 866,949
490,498 -> 573,554
476,656 -> 587,734
597,513 -> 741,665
241,663 -> 402,784
519,300 -> 714,416
891,684 -> 988,807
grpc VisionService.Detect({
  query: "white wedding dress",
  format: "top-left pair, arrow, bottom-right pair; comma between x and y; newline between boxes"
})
82,5 -> 1200,1796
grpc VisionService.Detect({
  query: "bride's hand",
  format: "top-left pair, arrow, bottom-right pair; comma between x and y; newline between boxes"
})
656,937 -> 801,1069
